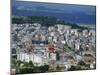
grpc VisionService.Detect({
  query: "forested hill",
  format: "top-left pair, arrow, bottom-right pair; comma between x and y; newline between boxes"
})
12,16 -> 88,30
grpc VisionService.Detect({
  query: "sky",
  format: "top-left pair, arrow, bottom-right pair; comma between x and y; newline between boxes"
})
12,0 -> 96,25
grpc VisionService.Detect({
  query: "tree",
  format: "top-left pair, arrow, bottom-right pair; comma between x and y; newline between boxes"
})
78,60 -> 86,66
40,65 -> 49,72
16,60 -> 22,66
68,66 -> 76,71
23,62 -> 29,67
29,61 -> 34,67
56,52 -> 60,61
19,67 -> 33,74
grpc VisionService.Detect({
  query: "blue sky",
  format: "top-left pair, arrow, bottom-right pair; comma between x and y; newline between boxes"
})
12,0 -> 96,24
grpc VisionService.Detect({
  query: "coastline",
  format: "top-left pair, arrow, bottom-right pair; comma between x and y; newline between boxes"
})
77,23 -> 96,30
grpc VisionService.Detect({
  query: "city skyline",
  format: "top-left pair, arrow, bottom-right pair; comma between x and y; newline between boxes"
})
11,0 -> 96,74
